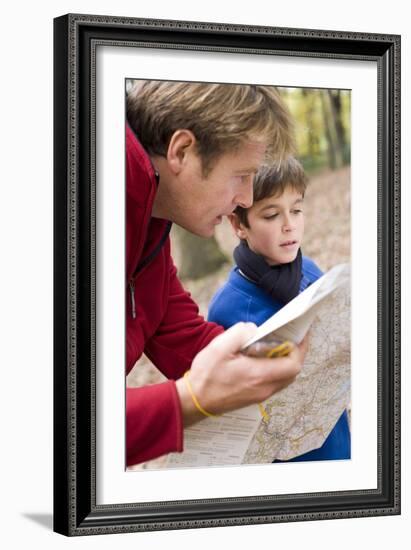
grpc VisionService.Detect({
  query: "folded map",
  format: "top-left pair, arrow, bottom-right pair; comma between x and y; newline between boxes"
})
166,263 -> 351,468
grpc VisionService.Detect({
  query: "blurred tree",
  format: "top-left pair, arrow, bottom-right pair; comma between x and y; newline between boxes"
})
329,90 -> 347,153
280,87 -> 351,173
301,88 -> 321,159
172,226 -> 228,280
320,90 -> 343,170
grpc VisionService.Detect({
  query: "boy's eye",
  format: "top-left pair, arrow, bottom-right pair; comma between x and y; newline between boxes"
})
292,209 -> 303,214
264,214 -> 278,220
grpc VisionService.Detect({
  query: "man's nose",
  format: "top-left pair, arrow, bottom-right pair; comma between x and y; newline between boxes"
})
235,180 -> 254,209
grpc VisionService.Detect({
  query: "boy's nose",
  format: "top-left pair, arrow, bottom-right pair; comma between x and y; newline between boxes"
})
282,216 -> 295,231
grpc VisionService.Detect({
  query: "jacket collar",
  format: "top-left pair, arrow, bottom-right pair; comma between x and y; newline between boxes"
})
126,124 -> 169,281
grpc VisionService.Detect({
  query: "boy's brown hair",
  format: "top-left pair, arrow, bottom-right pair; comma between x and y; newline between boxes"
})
235,157 -> 308,228
126,80 -> 295,176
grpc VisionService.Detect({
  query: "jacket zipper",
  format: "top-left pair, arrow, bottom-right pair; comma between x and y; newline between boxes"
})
128,220 -> 172,319
129,280 -> 136,319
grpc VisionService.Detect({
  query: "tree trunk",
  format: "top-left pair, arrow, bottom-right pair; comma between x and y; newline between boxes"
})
328,90 -> 346,158
171,226 -> 228,280
321,90 -> 344,170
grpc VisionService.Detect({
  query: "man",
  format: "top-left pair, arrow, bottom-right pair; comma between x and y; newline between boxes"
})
126,81 -> 307,466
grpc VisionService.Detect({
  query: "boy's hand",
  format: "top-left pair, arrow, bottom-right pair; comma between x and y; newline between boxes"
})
176,323 -> 308,426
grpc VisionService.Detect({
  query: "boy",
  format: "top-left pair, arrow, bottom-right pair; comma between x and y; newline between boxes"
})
208,158 -> 350,461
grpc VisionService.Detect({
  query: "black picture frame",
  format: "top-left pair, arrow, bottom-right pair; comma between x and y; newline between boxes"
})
53,13 -> 401,536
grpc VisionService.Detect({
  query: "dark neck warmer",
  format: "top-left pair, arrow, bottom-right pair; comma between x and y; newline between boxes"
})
233,240 -> 302,304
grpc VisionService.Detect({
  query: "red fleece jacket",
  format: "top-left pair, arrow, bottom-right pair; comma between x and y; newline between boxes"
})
126,125 -> 224,466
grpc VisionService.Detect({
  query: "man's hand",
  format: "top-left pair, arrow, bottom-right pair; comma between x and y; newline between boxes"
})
176,322 -> 308,426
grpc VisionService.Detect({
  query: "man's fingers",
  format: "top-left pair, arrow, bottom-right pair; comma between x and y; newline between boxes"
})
237,349 -> 303,383
297,332 -> 310,361
206,322 -> 257,359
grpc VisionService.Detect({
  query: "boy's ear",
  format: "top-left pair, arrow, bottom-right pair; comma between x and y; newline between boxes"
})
166,129 -> 196,174
229,213 -> 248,240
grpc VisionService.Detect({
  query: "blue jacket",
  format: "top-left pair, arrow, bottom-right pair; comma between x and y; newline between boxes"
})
208,256 -> 351,462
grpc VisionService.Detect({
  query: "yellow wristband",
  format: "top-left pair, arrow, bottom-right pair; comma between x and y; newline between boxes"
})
183,370 -> 220,418
258,341 -> 293,421
258,403 -> 269,421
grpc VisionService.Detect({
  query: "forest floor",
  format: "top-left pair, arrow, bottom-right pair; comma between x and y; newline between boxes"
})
127,165 -> 351,469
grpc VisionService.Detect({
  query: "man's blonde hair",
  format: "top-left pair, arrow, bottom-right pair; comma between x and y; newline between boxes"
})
127,80 -> 295,176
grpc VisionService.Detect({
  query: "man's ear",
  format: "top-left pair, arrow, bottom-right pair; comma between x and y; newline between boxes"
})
166,129 -> 197,175
229,213 -> 248,240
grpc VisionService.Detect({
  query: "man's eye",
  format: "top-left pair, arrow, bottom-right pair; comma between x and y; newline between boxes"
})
292,209 -> 303,214
232,175 -> 247,183
237,174 -> 253,182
